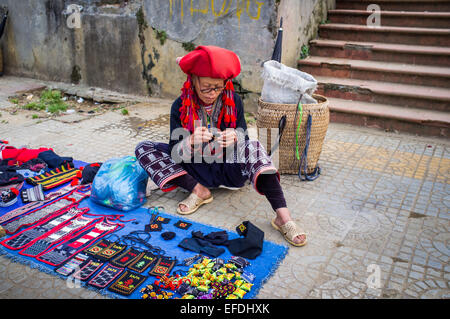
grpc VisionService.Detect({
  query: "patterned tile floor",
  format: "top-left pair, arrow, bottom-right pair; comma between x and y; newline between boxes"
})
0,85 -> 448,299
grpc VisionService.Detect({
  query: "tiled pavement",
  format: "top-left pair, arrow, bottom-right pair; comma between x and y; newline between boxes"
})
0,81 -> 448,299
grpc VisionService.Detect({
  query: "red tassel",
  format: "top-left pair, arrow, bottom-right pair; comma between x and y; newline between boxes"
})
10,188 -> 19,196
71,178 -> 79,186
225,80 -> 233,90
76,171 -> 82,178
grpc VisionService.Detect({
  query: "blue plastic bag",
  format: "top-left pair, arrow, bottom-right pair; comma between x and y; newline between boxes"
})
91,156 -> 148,211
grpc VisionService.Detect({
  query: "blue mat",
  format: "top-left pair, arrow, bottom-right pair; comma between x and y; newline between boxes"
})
0,161 -> 289,299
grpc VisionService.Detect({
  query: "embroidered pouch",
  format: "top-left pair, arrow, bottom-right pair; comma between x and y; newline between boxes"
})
127,251 -> 157,273
174,220 -> 192,230
84,238 -> 112,256
72,259 -> 104,281
110,247 -> 142,268
148,256 -> 176,277
88,264 -> 124,289
108,270 -> 147,296
95,242 -> 127,261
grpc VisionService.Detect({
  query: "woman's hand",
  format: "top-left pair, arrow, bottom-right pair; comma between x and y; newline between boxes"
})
190,126 -> 213,146
217,128 -> 237,148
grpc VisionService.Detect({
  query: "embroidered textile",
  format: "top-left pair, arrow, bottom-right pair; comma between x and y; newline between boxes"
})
72,259 -> 104,281
1,206 -> 86,251
54,253 -> 90,277
148,256 -> 176,277
26,163 -> 80,190
20,184 -> 45,203
110,247 -> 142,268
127,251 -> 157,273
88,264 -> 123,289
19,214 -> 96,257
1,189 -> 89,234
0,184 -> 87,225
36,220 -> 121,266
108,270 -> 147,296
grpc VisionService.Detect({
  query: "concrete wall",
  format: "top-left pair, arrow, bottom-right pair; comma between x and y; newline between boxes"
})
0,0 -> 334,112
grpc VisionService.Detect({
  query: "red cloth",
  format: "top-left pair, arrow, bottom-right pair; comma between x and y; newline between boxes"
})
178,45 -> 241,79
1,147 -> 53,166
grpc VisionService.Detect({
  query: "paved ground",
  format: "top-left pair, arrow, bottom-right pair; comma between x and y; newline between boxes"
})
0,76 -> 448,299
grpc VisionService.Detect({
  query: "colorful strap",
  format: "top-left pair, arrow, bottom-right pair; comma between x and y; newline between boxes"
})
0,184 -> 82,225
26,163 -> 80,190
1,206 -> 86,251
36,219 -> 122,266
1,190 -> 89,234
19,214 -> 97,257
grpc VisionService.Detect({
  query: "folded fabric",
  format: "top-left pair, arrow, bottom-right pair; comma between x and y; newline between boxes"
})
191,230 -> 229,246
80,162 -> 102,184
26,163 -> 80,190
178,236 -> 225,258
0,169 -> 25,187
20,184 -> 45,203
226,221 -> 264,260
0,146 -> 52,166
38,150 -> 73,169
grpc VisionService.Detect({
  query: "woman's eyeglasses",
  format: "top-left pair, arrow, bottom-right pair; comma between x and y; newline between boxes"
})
199,86 -> 225,94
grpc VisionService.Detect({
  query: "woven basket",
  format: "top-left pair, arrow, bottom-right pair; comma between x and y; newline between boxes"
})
256,94 -> 329,175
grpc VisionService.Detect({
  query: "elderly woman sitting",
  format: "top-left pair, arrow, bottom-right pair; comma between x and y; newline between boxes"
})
135,45 -> 306,247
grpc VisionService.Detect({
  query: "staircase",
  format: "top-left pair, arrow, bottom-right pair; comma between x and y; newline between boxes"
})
298,0 -> 450,137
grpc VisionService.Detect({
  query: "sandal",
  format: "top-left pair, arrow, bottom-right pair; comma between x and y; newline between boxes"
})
177,192 -> 213,215
271,218 -> 307,247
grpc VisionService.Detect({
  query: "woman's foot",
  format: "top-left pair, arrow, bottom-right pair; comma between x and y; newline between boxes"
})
273,207 -> 307,246
178,183 -> 212,213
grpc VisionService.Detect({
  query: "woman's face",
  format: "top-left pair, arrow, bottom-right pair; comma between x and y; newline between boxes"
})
193,76 -> 225,105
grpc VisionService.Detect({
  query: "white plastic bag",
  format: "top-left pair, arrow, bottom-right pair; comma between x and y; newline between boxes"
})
261,60 -> 317,104
91,156 -> 148,211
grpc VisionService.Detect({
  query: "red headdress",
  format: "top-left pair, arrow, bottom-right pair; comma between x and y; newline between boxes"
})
177,45 -> 241,132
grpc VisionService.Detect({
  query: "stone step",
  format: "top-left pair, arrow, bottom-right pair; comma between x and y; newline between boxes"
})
328,10 -> 450,28
336,0 -> 450,12
314,76 -> 450,112
318,23 -> 450,46
326,97 -> 450,137
298,56 -> 450,88
309,39 -> 450,67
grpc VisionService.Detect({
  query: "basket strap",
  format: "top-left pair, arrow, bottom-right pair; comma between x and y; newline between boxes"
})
295,101 -> 303,160
298,114 -> 321,181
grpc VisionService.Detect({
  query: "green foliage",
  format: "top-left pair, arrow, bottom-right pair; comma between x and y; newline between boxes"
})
136,7 -> 148,30
121,108 -> 129,116
23,89 -> 68,114
155,29 -> 167,45
182,42 -> 196,52
300,45 -> 309,60
245,112 -> 256,125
